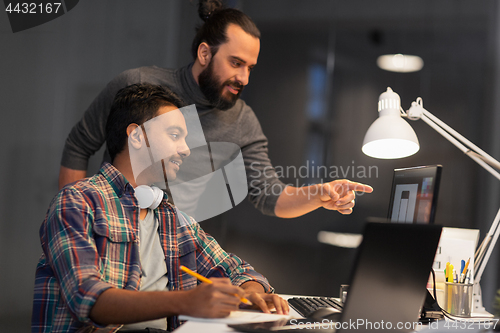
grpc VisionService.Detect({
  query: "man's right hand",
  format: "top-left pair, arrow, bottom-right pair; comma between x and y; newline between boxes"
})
181,278 -> 245,318
89,279 -> 245,326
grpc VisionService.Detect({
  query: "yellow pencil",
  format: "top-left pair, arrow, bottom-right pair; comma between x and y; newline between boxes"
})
180,265 -> 252,305
447,264 -> 453,313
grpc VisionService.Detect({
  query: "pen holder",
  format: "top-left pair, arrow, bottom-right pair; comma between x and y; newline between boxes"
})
444,282 -> 473,317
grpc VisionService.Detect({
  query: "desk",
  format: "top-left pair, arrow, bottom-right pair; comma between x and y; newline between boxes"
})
172,294 -> 496,333
173,294 -> 302,333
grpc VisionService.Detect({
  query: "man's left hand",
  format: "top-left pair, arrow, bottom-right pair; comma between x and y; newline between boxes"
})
244,292 -> 289,315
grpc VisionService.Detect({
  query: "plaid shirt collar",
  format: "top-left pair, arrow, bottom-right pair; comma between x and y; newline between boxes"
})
100,162 -> 130,197
99,162 -> 169,202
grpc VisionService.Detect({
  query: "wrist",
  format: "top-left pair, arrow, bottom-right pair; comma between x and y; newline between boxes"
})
172,290 -> 193,316
240,281 -> 265,294
275,184 -> 324,218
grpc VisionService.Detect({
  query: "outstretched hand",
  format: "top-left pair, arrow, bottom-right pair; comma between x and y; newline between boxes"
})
320,180 -> 373,214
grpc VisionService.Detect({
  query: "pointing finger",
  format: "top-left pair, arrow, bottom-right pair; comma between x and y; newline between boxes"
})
344,181 -> 373,193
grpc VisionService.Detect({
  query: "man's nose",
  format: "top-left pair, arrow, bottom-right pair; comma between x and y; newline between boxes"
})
235,67 -> 250,86
178,140 -> 190,157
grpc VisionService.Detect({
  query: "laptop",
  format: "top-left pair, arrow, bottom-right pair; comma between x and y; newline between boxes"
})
229,222 -> 443,332
388,165 -> 442,224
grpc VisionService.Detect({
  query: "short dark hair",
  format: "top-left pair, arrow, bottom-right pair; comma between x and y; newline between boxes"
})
106,83 -> 186,161
191,0 -> 260,59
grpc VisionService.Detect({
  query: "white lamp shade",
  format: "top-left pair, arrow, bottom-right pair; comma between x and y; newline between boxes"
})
362,114 -> 420,159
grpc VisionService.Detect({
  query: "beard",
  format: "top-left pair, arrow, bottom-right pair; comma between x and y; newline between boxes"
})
198,60 -> 244,111
133,157 -> 177,187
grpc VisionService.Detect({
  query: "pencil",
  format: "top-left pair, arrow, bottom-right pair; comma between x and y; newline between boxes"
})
180,265 -> 252,305
447,264 -> 453,313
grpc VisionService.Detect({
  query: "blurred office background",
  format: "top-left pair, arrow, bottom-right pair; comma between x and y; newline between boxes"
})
2,0 -> 500,329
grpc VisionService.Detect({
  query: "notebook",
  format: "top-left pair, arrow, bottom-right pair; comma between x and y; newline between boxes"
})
229,222 -> 443,332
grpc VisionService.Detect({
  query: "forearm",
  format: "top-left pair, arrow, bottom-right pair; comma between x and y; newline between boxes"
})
240,280 -> 266,294
89,288 -> 190,326
274,180 -> 373,218
274,185 -> 323,218
191,221 -> 274,293
58,166 -> 87,189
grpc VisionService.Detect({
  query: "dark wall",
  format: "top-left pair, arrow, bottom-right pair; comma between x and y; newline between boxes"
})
0,1 -> 198,329
1,0 -> 500,329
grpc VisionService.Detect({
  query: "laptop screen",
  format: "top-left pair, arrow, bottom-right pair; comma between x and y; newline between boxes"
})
229,223 -> 443,333
387,165 -> 442,224
340,222 -> 443,333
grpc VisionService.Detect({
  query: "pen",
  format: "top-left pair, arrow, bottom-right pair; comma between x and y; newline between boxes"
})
460,258 -> 470,283
180,265 -> 252,305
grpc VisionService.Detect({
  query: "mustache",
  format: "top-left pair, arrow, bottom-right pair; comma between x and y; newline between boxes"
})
226,80 -> 244,91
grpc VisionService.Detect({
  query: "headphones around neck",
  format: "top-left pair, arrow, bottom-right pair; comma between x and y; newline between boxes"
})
134,185 -> 164,209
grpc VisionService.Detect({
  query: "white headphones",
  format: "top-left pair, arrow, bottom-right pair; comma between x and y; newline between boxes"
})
134,185 -> 164,209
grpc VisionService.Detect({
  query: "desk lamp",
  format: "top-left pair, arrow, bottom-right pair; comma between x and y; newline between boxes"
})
362,87 -> 500,315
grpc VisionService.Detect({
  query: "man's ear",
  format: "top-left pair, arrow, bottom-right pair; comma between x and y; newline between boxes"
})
127,124 -> 143,150
197,42 -> 212,67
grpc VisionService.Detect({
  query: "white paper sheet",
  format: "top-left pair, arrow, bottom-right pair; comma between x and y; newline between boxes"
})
179,309 -> 292,324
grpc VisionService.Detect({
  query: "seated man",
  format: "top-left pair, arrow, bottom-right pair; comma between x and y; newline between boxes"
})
32,83 -> 287,333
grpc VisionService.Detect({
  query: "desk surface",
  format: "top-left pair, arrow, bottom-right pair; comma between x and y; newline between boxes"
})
172,294 -> 495,333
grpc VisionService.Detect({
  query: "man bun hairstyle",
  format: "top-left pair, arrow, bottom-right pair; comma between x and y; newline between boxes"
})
197,0 -> 223,21
106,83 -> 186,161
191,0 -> 260,59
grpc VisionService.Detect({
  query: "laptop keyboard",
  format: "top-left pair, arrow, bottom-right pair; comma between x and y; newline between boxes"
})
287,297 -> 343,317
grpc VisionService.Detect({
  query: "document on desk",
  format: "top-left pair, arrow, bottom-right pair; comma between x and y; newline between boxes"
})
179,309 -> 292,324
174,311 -> 292,333
173,322 -> 231,333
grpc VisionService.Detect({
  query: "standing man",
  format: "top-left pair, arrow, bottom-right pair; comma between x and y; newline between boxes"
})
33,84 -> 287,333
59,0 -> 372,218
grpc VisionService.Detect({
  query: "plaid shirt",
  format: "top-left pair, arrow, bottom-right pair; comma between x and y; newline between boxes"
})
32,163 -> 273,333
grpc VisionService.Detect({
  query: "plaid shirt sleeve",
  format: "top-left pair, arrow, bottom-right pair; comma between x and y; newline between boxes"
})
40,187 -> 114,327
184,216 -> 274,293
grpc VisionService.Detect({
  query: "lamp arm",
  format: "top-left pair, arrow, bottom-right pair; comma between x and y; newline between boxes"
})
419,114 -> 500,182
414,107 -> 500,284
415,110 -> 500,181
421,109 -> 500,174
474,207 -> 500,283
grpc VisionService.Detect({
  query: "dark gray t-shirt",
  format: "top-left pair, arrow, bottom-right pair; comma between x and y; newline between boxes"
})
61,64 -> 285,216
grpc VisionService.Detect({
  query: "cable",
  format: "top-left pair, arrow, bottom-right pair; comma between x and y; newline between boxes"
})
431,268 -> 437,301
